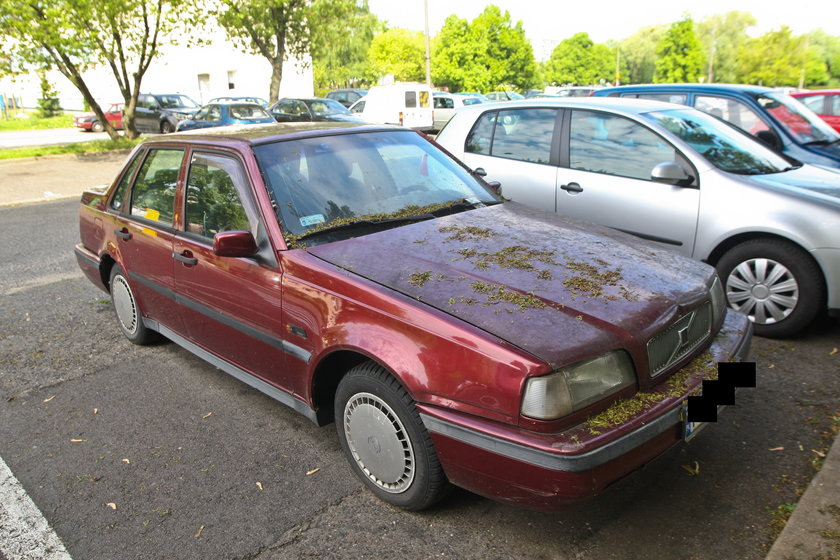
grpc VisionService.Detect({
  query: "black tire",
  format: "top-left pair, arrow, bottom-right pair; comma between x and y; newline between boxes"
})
91,121 -> 104,132
160,120 -> 174,134
109,266 -> 159,345
716,238 -> 824,338
334,362 -> 449,510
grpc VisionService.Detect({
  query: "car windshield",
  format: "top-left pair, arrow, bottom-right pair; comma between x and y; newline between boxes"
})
756,92 -> 839,144
644,108 -> 798,175
254,130 -> 499,245
157,95 -> 199,109
309,99 -> 352,116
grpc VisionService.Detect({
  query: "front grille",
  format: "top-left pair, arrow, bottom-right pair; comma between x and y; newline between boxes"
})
647,302 -> 712,377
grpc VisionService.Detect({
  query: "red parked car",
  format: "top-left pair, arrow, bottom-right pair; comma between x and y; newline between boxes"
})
74,123 -> 751,511
73,102 -> 124,132
791,89 -> 840,133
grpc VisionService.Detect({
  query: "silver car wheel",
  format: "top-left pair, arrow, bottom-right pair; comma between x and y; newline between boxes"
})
112,274 -> 139,335
725,257 -> 799,325
343,391 -> 415,494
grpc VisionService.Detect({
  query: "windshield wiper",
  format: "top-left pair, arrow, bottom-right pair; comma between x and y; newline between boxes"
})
803,138 -> 840,146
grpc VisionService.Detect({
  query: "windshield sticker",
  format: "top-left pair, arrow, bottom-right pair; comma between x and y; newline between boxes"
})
300,214 -> 326,227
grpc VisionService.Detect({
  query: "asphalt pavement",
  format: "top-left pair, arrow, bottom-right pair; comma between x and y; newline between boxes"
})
0,151 -> 837,559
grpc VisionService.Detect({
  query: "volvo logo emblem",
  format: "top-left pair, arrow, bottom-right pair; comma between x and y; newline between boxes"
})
666,311 -> 697,365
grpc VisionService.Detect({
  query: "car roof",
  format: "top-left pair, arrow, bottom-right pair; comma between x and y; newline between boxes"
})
453,96 -> 686,116
146,122 -> 403,146
597,83 -> 778,96
791,89 -> 840,96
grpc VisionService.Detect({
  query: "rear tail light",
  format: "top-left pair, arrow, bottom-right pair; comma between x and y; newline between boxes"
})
399,111 -> 404,126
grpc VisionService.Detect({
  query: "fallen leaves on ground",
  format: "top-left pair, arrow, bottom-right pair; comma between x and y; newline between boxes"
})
306,468 -> 320,476
681,461 -> 700,476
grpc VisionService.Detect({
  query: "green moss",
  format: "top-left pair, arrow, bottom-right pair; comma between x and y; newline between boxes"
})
470,280 -> 546,310
408,271 -> 433,287
562,258 -> 623,300
439,225 -> 494,241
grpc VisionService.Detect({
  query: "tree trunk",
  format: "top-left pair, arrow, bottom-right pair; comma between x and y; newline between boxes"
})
269,56 -> 284,104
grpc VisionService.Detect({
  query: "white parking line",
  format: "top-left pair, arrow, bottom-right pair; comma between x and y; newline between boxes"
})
0,456 -> 72,560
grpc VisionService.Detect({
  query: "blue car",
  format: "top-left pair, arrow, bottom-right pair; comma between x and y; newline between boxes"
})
175,102 -> 276,131
594,84 -> 840,170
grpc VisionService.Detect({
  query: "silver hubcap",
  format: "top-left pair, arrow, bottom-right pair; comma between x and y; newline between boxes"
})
343,392 -> 414,493
726,258 -> 799,325
112,275 -> 139,335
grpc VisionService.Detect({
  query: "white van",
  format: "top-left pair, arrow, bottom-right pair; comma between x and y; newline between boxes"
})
348,83 -> 433,131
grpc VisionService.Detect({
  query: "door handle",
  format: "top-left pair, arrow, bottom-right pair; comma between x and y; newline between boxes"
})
114,228 -> 132,240
560,182 -> 583,193
173,251 -> 198,266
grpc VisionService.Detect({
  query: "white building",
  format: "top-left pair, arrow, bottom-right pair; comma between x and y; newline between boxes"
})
1,35 -> 313,111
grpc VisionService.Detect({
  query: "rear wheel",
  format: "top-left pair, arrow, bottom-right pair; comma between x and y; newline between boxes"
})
335,362 -> 449,510
160,120 -> 174,134
110,266 -> 159,345
716,238 -> 823,338
91,121 -> 104,132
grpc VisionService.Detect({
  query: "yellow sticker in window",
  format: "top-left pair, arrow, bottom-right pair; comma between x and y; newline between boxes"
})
145,208 -> 160,221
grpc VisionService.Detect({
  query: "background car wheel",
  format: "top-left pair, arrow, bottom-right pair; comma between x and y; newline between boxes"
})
334,362 -> 449,510
91,121 -> 104,132
109,266 -> 159,345
160,120 -> 174,134
716,238 -> 823,338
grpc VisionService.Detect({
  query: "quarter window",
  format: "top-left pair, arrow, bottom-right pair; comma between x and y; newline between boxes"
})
569,110 -> 675,181
130,149 -> 184,226
110,152 -> 143,212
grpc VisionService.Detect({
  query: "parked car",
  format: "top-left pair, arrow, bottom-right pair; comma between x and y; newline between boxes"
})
134,93 -> 200,134
594,84 -> 840,170
73,102 -> 124,132
485,91 -> 524,101
175,102 -> 275,131
73,122 -> 750,512
208,96 -> 269,108
436,97 -> 840,338
268,97 -> 365,123
348,83 -> 434,131
522,89 -> 543,98
325,88 -> 368,108
432,92 -> 484,131
553,86 -> 601,97
790,89 -> 840,133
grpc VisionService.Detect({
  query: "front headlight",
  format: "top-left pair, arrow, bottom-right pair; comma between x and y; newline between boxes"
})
521,351 -> 636,420
710,275 -> 727,326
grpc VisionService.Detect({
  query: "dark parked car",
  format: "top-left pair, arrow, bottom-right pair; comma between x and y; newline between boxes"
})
73,102 -> 124,132
268,97 -> 365,123
134,93 -> 200,134
74,122 -> 751,512
594,84 -> 840,170
175,102 -> 275,131
325,88 -> 367,108
791,89 -> 840,133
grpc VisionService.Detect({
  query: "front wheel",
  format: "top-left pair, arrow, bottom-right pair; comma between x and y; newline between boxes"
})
109,266 -> 159,345
160,120 -> 174,134
91,121 -> 104,132
716,238 -> 823,338
335,362 -> 449,510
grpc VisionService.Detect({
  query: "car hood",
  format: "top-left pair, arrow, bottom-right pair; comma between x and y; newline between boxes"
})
307,203 -> 714,367
746,164 -> 840,205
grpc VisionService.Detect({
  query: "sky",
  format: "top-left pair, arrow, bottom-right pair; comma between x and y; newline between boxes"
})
367,0 -> 840,60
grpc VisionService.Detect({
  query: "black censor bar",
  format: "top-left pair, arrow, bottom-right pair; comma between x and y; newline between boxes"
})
686,362 -> 756,422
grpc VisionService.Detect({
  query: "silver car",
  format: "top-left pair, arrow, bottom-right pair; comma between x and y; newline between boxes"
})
436,97 -> 840,338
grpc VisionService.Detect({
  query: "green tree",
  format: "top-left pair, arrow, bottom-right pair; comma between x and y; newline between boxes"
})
431,5 -> 536,92
619,25 -> 666,84
654,18 -> 705,83
736,27 -> 827,87
36,74 -> 62,118
807,30 -> 840,84
0,0 -> 202,139
368,28 -> 426,83
696,12 -> 756,83
544,32 -> 614,86
309,0 -> 381,91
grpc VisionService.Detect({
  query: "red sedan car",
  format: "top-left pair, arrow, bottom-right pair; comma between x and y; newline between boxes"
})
74,123 -> 751,511
73,102 -> 124,132
791,89 -> 840,133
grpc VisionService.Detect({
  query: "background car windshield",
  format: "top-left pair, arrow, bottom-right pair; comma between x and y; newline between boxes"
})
310,99 -> 351,116
157,95 -> 199,109
758,93 -> 839,144
254,130 -> 497,238
229,104 -> 271,119
644,108 -> 795,175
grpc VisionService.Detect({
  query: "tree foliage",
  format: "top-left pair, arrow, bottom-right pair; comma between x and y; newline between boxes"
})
654,18 -> 705,83
696,11 -> 756,83
431,5 -> 536,92
807,30 -> 840,84
619,26 -> 666,84
544,32 -> 614,86
368,28 -> 426,83
735,26 -> 828,86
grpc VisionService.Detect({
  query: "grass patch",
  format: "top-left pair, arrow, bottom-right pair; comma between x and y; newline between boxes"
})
0,113 -> 74,131
0,137 -> 141,161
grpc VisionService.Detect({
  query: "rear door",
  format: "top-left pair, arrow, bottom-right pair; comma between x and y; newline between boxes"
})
401,88 -> 433,129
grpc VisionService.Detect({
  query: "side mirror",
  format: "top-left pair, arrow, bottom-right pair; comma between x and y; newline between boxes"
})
214,230 -> 258,258
473,167 -> 487,177
651,161 -> 693,186
755,130 -> 782,151
486,181 -> 502,196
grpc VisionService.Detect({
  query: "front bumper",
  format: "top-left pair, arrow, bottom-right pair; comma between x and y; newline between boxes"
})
420,310 -> 752,511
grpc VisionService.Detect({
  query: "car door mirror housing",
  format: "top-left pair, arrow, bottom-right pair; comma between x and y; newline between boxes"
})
214,230 -> 258,257
651,161 -> 693,186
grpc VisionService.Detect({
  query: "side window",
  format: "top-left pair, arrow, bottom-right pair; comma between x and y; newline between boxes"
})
206,106 -> 222,121
405,91 -> 417,108
490,108 -> 557,164
130,149 -> 184,226
569,110 -> 675,181
184,153 -> 257,241
695,95 -> 769,135
830,95 -> 840,116
636,93 -> 688,105
137,95 -> 150,109
465,111 -> 499,155
799,95 -> 825,113
110,151 -> 143,212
